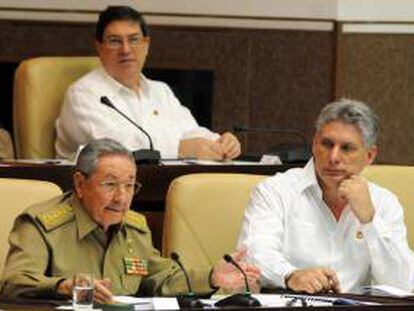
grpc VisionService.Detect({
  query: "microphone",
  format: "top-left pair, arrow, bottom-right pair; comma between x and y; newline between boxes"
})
170,252 -> 204,308
215,254 -> 261,307
100,96 -> 161,164
234,125 -> 311,163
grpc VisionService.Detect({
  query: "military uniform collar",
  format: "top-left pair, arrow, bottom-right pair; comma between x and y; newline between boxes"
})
70,195 -> 129,240
70,195 -> 100,240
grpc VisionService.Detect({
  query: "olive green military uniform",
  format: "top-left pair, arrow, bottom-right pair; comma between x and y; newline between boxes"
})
0,194 -> 213,300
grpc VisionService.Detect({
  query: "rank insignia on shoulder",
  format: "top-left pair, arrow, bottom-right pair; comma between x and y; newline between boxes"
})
124,257 -> 148,276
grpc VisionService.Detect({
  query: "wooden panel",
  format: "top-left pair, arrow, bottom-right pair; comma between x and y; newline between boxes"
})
0,20 -> 96,62
247,30 -> 334,155
336,32 -> 414,165
147,26 -> 251,134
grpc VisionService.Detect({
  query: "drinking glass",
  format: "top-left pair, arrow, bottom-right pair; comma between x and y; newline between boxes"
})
72,273 -> 94,310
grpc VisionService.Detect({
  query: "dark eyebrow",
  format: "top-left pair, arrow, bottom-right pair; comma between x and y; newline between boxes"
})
105,32 -> 140,38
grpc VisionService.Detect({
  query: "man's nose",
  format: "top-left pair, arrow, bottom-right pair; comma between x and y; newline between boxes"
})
329,146 -> 341,164
120,40 -> 132,53
112,185 -> 131,201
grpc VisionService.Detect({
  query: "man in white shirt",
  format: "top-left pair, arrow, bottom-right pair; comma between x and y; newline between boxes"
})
55,6 -> 241,160
238,99 -> 414,294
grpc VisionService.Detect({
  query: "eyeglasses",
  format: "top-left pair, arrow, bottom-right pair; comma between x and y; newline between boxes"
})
99,180 -> 142,195
103,35 -> 146,49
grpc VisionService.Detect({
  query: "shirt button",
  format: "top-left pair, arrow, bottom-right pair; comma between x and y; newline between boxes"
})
153,110 -> 159,116
356,231 -> 363,239
128,248 -> 134,254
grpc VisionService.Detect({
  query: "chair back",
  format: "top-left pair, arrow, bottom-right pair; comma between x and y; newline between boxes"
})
13,56 -> 100,159
0,129 -> 14,159
362,165 -> 414,249
163,173 -> 267,270
0,178 -> 62,275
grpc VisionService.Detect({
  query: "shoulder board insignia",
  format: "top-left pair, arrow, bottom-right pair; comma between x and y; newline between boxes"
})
125,211 -> 149,232
36,204 -> 74,231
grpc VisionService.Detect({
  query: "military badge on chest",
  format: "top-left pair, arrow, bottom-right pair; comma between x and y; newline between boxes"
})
124,257 -> 148,276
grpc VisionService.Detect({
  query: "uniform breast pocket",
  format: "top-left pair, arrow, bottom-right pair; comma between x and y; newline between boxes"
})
121,274 -> 142,295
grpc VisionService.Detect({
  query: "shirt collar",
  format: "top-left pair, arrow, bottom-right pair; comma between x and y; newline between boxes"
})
98,66 -> 149,98
298,157 -> 321,193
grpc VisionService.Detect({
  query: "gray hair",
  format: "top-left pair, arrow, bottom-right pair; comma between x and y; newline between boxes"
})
75,138 -> 135,177
315,98 -> 379,147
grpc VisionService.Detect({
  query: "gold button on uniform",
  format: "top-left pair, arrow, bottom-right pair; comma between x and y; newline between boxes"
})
356,231 -> 363,239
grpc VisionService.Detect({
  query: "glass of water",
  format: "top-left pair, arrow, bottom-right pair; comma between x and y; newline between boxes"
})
72,272 -> 94,310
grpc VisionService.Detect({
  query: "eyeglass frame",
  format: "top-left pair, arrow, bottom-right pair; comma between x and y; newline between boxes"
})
76,170 -> 142,195
102,34 -> 148,50
98,180 -> 142,195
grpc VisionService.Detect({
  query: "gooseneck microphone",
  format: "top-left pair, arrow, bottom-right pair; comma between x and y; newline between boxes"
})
215,254 -> 261,307
170,252 -> 204,308
100,96 -> 161,164
223,254 -> 252,294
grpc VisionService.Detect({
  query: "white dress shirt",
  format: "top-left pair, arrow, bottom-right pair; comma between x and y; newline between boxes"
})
237,159 -> 414,293
55,67 -> 219,159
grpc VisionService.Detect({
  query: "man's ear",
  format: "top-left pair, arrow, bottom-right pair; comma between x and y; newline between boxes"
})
140,36 -> 150,57
94,40 -> 102,55
73,171 -> 86,198
366,145 -> 378,165
311,134 -> 318,156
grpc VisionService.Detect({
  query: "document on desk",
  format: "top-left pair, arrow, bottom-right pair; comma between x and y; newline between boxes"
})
114,296 -> 179,310
206,294 -> 333,307
55,296 -> 179,310
361,284 -> 414,297
206,293 -> 378,307
0,158 -> 75,166
160,159 -> 274,166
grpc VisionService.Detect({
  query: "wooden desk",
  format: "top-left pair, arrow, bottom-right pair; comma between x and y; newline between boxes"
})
0,161 -> 295,249
1,294 -> 414,310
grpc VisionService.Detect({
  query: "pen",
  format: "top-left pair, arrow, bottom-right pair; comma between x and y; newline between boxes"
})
333,298 -> 360,305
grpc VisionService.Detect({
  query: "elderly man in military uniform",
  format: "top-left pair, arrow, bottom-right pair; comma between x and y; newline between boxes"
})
0,138 -> 260,302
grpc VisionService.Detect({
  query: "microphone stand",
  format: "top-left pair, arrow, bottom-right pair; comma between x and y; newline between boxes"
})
215,254 -> 261,307
171,252 -> 204,308
100,96 -> 161,164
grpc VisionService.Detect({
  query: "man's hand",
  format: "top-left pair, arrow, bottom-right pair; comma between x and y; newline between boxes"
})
338,175 -> 375,224
210,247 -> 261,293
56,278 -> 113,304
178,137 -> 223,160
94,279 -> 113,304
216,132 -> 241,160
286,268 -> 340,294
